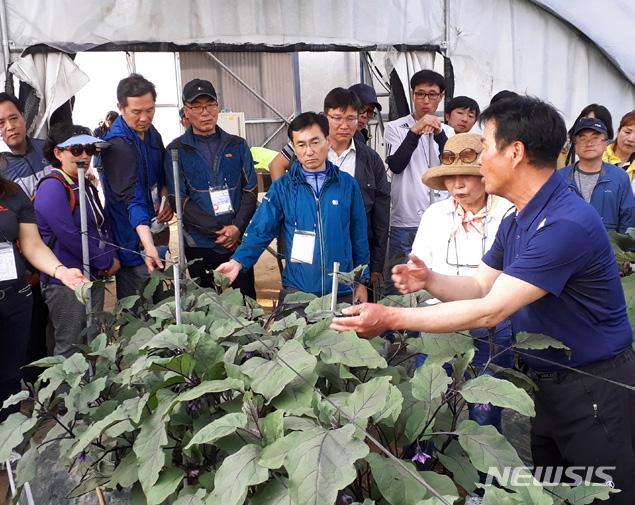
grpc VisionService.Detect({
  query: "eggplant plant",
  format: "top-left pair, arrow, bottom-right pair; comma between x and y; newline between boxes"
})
0,264 -> 623,505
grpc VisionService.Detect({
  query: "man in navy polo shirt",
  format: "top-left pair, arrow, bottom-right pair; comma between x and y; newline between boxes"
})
332,96 -> 635,502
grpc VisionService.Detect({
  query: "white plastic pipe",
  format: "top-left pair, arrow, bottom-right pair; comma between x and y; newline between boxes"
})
76,161 -> 92,327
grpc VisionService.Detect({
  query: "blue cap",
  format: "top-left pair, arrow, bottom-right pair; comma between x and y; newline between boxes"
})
573,118 -> 608,136
56,134 -> 108,148
348,83 -> 382,111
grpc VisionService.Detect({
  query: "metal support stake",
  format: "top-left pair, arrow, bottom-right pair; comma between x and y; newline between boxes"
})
76,161 -> 92,328
330,262 -> 340,313
170,149 -> 185,267
173,257 -> 182,325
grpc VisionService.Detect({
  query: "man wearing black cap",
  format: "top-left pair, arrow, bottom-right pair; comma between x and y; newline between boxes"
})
560,117 -> 635,233
165,78 -> 258,297
349,83 -> 382,145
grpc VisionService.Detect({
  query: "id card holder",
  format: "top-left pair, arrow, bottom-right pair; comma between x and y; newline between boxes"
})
0,242 -> 18,281
209,186 -> 234,216
290,230 -> 316,264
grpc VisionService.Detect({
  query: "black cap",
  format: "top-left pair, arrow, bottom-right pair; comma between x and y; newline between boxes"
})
182,79 -> 217,103
348,83 -> 382,111
573,117 -> 608,136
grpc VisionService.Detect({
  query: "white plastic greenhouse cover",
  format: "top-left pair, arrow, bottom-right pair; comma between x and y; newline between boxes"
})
3,0 -> 634,121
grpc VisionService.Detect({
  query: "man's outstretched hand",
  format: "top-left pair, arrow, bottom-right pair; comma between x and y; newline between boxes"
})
215,259 -> 242,283
330,303 -> 392,338
391,254 -> 430,294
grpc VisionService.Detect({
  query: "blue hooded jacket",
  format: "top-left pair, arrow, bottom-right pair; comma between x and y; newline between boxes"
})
559,162 -> 635,233
232,160 -> 369,295
100,116 -> 165,267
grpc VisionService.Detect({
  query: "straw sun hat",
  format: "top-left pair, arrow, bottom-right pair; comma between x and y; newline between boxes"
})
422,133 -> 483,190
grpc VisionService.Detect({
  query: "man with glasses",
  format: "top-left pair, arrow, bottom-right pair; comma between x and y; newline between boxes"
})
323,87 -> 390,297
165,78 -> 257,297
560,118 -> 635,233
383,69 -> 447,290
216,112 -> 369,305
101,73 -> 173,299
349,83 -> 382,146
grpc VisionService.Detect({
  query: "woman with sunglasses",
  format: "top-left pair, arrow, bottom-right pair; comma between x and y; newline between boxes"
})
410,133 -> 514,432
0,163 -> 86,420
35,124 -> 120,357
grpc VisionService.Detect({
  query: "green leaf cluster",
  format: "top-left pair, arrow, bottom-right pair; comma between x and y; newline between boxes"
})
0,270 -> 612,504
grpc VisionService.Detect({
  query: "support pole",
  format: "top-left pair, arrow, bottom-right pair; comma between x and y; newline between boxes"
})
170,149 -> 185,268
173,258 -> 182,325
76,161 -> 92,328
330,262 -> 340,313
0,0 -> 11,72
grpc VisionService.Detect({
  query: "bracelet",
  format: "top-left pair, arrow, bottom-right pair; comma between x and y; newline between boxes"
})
53,264 -> 65,279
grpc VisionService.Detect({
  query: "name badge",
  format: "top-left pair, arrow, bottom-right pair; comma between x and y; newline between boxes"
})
290,230 -> 316,264
0,242 -> 18,282
209,186 -> 234,216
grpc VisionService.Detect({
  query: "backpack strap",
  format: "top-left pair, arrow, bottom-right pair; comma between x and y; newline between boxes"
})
36,169 -> 77,212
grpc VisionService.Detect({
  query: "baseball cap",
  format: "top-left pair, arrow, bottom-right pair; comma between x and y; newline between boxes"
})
182,79 -> 218,103
348,83 -> 382,111
573,117 -> 608,136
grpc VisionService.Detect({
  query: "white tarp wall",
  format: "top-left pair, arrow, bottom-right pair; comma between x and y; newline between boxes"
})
444,0 -> 635,125
2,0 -> 633,130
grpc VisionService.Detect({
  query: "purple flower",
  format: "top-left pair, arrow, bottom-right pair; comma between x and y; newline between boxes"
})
472,403 -> 492,412
78,451 -> 89,464
411,451 -> 431,465
244,352 -> 253,360
339,494 -> 354,505
187,399 -> 201,415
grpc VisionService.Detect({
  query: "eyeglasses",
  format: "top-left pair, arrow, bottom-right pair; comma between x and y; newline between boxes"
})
326,113 -> 358,125
575,136 -> 608,146
446,235 -> 487,274
441,147 -> 478,165
441,148 -> 479,165
414,91 -> 442,100
185,102 -> 219,114
360,107 -> 377,119
61,144 -> 99,156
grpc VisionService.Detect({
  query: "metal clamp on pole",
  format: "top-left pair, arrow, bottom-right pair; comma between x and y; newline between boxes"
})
76,160 -> 92,328
171,149 -> 186,268
330,261 -> 340,313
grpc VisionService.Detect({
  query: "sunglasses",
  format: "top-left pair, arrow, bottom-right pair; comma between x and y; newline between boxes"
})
441,148 -> 479,165
61,144 -> 99,156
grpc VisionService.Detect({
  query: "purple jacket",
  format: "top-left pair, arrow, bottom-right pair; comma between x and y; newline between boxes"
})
34,169 -> 118,285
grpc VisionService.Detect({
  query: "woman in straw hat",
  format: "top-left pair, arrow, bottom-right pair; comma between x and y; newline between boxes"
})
411,132 -> 515,432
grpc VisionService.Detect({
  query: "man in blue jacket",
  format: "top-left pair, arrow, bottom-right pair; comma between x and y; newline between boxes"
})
165,79 -> 258,298
100,74 -> 173,299
217,112 -> 369,303
560,117 -> 635,233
